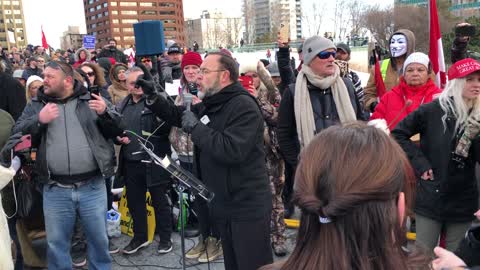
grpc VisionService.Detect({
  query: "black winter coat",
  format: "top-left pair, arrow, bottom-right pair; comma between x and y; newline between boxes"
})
13,81 -> 123,184
116,95 -> 172,187
277,78 -> 367,168
146,82 -> 272,221
392,99 -> 479,222
0,72 -> 27,120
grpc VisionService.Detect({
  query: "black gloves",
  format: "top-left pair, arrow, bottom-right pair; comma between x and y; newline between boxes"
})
135,63 -> 157,98
370,101 -> 378,113
0,133 -> 23,167
182,111 -> 199,133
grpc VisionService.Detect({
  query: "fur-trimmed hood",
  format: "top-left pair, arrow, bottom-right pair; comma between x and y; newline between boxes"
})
74,47 -> 92,62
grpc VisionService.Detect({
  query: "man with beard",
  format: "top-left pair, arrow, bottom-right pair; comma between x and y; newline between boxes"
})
13,61 -> 122,269
160,43 -> 183,85
139,52 -> 273,270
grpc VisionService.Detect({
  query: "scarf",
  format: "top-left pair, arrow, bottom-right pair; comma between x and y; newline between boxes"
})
294,64 -> 356,148
202,82 -> 251,110
454,105 -> 480,159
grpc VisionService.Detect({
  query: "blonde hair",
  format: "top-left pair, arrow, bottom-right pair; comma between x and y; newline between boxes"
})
439,77 -> 480,132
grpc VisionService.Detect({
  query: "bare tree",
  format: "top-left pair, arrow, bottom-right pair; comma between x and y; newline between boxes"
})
302,2 -> 323,37
360,5 -> 394,48
333,0 -> 348,40
243,0 -> 256,44
348,0 -> 365,38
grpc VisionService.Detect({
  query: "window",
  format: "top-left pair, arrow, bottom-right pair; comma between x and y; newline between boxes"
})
90,15 -> 96,20
164,27 -> 176,31
88,0 -> 94,4
124,36 -> 134,41
120,1 -> 137,6
121,10 -> 137,15
121,19 -> 138,24
113,28 -> 120,32
112,10 -> 118,15
159,11 -> 175,15
139,2 -> 156,7
159,2 -> 175,7
163,19 -> 176,24
97,13 -> 103,18
110,1 -> 117,6
104,11 -> 109,16
103,2 -> 107,7
13,10 -> 20,14
141,10 -> 156,15
96,4 -> 101,9
89,7 -> 94,12
91,24 -> 96,28
112,19 -> 119,24
123,27 -> 133,32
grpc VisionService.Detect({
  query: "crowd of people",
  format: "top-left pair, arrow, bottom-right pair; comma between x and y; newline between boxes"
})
0,22 -> 480,270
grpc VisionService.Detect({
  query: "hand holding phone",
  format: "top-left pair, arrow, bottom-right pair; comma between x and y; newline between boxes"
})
14,135 -> 32,152
279,23 -> 290,44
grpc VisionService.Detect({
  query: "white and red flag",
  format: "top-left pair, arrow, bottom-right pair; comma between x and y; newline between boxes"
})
428,0 -> 446,88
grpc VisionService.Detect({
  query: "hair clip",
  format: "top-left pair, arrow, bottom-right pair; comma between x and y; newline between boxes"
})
319,216 -> 332,224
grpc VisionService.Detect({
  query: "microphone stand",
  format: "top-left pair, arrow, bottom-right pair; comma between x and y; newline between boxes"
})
138,140 -> 213,270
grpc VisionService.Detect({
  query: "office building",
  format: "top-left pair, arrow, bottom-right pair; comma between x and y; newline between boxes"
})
0,0 -> 27,50
83,0 -> 185,49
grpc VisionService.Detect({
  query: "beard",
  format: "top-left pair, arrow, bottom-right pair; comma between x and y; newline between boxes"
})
202,75 -> 222,98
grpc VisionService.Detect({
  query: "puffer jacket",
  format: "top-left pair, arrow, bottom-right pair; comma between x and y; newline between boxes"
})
371,78 -> 441,130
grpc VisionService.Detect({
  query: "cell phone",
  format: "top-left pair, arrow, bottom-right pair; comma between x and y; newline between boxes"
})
14,135 -> 32,152
279,23 -> 289,43
239,75 -> 253,90
455,24 -> 476,37
90,85 -> 100,96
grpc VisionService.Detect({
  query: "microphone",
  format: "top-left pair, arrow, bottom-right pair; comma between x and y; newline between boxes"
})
387,99 -> 413,130
184,93 -> 193,111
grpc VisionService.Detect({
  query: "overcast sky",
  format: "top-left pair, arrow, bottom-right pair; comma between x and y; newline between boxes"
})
22,0 -> 392,49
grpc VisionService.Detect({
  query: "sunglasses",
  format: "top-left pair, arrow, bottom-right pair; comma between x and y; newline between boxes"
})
141,59 -> 151,63
318,51 -> 336,60
47,61 -> 73,76
86,71 -> 95,77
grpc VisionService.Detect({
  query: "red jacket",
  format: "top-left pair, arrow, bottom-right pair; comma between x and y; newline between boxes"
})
371,78 -> 442,130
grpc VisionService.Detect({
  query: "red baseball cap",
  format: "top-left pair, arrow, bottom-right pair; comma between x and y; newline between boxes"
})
448,58 -> 480,80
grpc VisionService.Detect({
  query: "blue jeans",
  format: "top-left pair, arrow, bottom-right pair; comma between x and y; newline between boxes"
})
43,177 -> 111,270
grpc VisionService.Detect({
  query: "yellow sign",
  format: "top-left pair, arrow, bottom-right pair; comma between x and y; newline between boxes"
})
118,189 -> 156,242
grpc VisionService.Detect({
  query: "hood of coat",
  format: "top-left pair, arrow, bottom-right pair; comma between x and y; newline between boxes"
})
74,48 -> 91,62
389,29 -> 416,71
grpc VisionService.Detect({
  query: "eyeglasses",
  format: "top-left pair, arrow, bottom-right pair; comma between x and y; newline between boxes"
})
86,71 -> 95,77
47,61 -> 73,77
199,68 -> 226,75
317,51 -> 336,60
141,59 -> 151,63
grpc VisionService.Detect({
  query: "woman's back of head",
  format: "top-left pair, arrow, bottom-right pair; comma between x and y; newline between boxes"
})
267,122 -> 428,270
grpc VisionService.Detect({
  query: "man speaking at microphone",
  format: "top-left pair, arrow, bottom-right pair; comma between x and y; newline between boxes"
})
116,65 -> 173,255
138,52 -> 273,270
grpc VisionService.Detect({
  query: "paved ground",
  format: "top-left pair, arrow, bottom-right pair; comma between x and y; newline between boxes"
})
111,216 -> 300,270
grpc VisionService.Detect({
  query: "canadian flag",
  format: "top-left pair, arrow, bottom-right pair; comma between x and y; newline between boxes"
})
428,0 -> 446,88
41,26 -> 50,55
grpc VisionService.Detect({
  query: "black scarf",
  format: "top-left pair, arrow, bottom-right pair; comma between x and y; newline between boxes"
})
202,82 -> 251,110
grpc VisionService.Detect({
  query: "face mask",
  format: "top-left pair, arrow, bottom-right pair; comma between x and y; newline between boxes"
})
390,34 -> 407,58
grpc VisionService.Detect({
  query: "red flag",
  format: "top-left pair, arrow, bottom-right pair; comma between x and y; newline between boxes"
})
429,0 -> 446,88
374,51 -> 387,97
41,26 -> 49,53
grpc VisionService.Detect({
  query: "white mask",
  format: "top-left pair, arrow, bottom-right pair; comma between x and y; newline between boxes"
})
390,34 -> 407,58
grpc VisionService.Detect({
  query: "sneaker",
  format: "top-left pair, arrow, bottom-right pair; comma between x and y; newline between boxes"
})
198,237 -> 222,263
109,240 -> 120,254
71,240 -> 87,267
122,238 -> 150,255
186,236 -> 206,259
158,241 -> 173,254
272,243 -> 288,257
